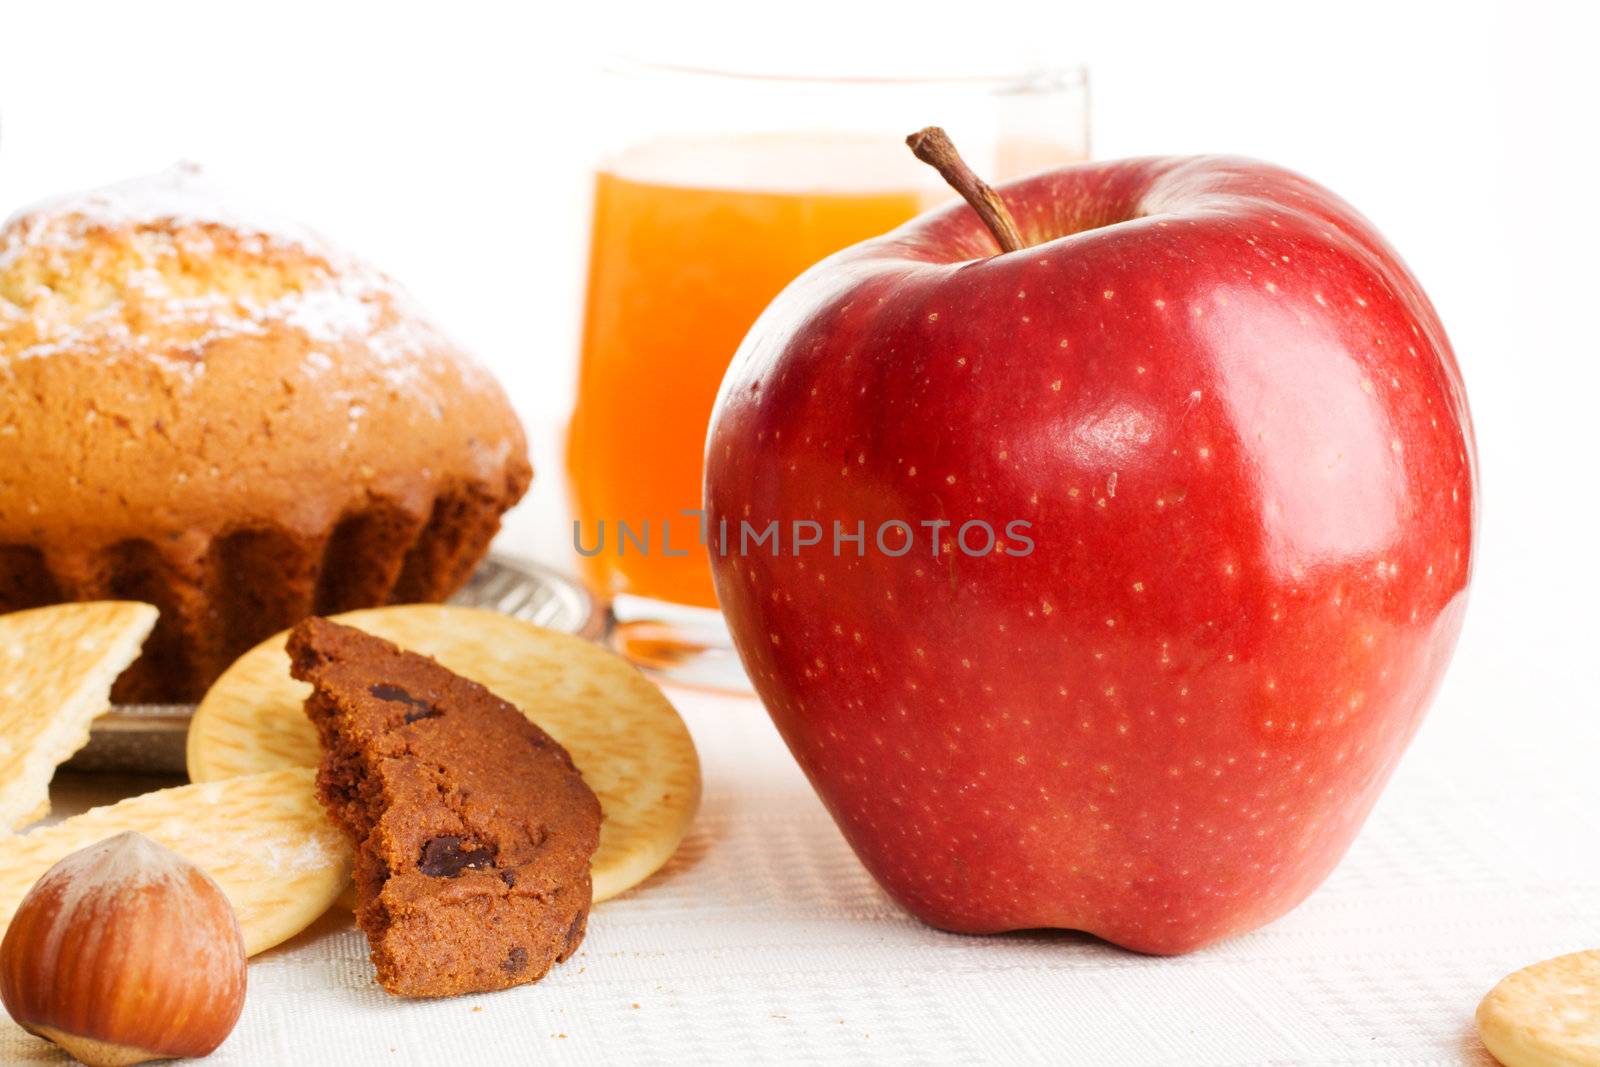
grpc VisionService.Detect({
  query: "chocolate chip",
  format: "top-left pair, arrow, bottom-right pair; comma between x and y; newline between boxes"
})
416,835 -> 496,877
502,947 -> 528,974
368,683 -> 441,723
499,869 -> 517,888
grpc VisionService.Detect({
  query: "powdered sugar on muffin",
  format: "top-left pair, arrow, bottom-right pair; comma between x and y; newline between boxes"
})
0,167 -> 530,701
0,164 -> 473,392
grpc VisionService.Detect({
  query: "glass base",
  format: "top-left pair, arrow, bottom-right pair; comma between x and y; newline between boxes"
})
608,594 -> 752,694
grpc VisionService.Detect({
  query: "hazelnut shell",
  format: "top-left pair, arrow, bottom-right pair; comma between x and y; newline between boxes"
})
0,831 -> 248,1065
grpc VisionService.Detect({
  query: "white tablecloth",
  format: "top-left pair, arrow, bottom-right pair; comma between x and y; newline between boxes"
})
5,681 -> 1599,1066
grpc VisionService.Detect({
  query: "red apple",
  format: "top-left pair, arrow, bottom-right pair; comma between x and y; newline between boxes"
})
704,131 -> 1475,954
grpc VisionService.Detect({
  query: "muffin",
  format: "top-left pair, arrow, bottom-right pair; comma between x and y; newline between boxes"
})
0,165 -> 531,701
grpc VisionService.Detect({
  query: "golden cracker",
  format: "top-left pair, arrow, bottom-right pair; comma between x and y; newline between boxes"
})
189,604 -> 700,902
1478,949 -> 1600,1067
0,768 -> 350,956
0,602 -> 158,829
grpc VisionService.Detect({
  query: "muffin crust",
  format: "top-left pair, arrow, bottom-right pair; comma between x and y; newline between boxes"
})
0,167 -> 530,698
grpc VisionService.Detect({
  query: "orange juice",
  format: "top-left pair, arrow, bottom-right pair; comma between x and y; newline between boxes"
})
568,136 -> 935,608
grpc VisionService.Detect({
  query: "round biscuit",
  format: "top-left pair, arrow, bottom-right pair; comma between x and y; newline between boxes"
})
0,768 -> 349,956
1478,949 -> 1600,1067
187,604 -> 701,903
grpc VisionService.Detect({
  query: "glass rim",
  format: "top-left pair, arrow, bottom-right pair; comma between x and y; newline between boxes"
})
600,55 -> 1088,92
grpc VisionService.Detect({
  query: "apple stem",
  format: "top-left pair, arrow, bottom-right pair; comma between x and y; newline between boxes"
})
906,126 -> 1026,254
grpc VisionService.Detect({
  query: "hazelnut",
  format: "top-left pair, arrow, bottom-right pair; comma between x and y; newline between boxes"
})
0,831 -> 248,1066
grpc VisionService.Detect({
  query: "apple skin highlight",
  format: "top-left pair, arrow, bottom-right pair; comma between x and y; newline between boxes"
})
705,154 -> 1475,954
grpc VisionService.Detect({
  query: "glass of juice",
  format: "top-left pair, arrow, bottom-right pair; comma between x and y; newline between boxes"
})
569,60 -> 1090,688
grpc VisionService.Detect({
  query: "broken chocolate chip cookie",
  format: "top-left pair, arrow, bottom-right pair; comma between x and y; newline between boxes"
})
288,616 -> 601,997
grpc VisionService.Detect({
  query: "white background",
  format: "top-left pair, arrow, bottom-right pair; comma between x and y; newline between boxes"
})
3,2 -> 1598,1064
